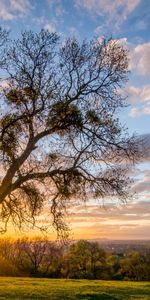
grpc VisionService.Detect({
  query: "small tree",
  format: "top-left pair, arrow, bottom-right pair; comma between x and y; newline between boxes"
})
62,240 -> 107,279
0,29 -> 140,237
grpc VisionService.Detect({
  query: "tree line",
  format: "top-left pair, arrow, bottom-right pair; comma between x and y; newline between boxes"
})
0,238 -> 150,281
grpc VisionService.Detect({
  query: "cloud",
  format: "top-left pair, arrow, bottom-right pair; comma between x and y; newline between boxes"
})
67,197 -> 150,239
75,0 -> 141,29
132,168 -> 150,194
111,40 -> 150,78
130,42 -> 150,76
129,104 -> 150,117
55,5 -> 66,17
0,0 -> 32,20
133,180 -> 150,194
44,23 -> 56,32
125,42 -> 150,117
128,85 -> 150,104
46,0 -> 66,17
128,85 -> 150,117
128,132 -> 150,194
34,15 -> 57,32
10,0 -> 31,14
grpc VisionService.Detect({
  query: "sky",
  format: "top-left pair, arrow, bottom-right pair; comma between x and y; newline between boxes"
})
0,0 -> 150,240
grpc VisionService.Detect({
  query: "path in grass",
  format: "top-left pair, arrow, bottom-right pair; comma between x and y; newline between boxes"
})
0,277 -> 149,299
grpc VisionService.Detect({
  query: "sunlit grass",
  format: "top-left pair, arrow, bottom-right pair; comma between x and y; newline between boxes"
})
0,277 -> 150,299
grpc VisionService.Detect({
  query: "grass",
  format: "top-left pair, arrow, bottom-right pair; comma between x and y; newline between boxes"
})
0,277 -> 149,299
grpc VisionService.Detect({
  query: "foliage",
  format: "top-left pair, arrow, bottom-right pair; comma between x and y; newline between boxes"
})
1,238 -> 150,282
120,251 -> 150,281
62,240 -> 107,279
0,237 -> 62,277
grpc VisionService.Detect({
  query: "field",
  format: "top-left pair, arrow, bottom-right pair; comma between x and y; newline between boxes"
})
0,278 -> 150,299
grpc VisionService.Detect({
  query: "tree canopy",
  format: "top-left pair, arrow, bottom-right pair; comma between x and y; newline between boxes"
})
0,29 -> 140,237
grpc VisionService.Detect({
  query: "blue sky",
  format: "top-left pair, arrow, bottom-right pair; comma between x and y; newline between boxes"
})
0,0 -> 150,240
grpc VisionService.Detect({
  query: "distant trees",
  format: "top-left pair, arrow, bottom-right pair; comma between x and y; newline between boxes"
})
0,28 -> 141,236
0,238 -> 150,281
0,238 -> 19,276
0,237 -> 60,276
107,254 -> 122,280
8,238 -> 61,277
120,251 -> 149,281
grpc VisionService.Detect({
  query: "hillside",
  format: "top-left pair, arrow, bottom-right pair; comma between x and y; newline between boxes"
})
0,277 -> 150,299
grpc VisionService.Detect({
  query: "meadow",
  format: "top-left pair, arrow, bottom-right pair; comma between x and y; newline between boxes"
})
0,277 -> 150,299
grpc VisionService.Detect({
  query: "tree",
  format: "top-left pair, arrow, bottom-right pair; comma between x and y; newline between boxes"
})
62,240 -> 107,279
0,238 -> 19,276
0,29 -> 140,237
106,254 -> 122,280
120,251 -> 147,281
9,238 -> 60,277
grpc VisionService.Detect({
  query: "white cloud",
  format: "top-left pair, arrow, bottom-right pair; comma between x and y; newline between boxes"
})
33,15 -> 57,32
130,42 -> 150,76
0,0 -> 31,20
129,107 -> 141,117
46,0 -> 66,17
128,85 -> 150,104
44,23 -> 56,32
129,104 -> 150,117
112,40 -> 150,78
11,0 -> 30,14
68,197 -> 150,240
116,37 -> 128,46
94,26 -> 104,36
0,79 -> 8,90
126,42 -> 150,118
55,5 -> 65,17
75,0 -> 141,29
35,15 -> 56,32
0,4 -> 14,20
128,84 -> 150,117
132,169 -> 150,194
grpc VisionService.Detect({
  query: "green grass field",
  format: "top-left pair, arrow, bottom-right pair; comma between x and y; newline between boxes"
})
0,277 -> 150,299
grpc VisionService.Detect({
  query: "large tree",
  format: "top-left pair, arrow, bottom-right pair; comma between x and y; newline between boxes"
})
0,29 -> 139,237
